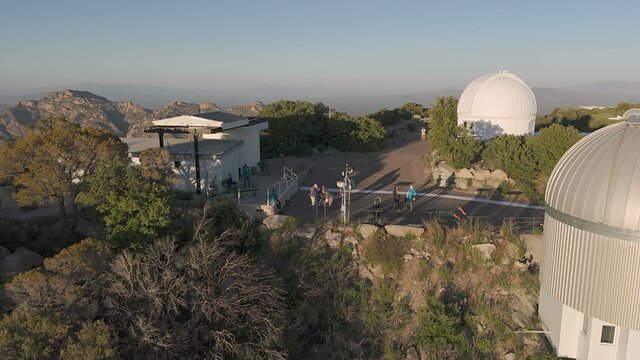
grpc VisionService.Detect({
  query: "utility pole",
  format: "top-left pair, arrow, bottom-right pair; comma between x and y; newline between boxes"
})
338,163 -> 353,225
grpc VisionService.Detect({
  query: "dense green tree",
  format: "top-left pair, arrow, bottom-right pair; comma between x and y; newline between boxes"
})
483,135 -> 538,197
259,100 -> 319,156
371,107 -> 412,126
79,156 -> 172,248
350,115 -> 386,151
527,123 -> 581,176
0,118 -> 127,231
401,102 -> 429,118
428,96 -> 480,167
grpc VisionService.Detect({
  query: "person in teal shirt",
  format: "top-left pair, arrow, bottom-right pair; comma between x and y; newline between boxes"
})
406,185 -> 416,211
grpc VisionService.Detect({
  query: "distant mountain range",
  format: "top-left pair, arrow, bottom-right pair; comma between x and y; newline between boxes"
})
2,81 -> 640,116
0,89 -> 264,140
1,80 -> 640,139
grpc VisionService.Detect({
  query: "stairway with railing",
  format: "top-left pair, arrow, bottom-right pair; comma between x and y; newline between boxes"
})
265,166 -> 299,205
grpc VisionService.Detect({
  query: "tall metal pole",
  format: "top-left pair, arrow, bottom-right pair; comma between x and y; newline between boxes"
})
194,134 -> 201,194
341,163 -> 352,225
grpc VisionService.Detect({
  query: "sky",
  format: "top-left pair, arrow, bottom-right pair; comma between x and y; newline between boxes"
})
1,0 -> 640,93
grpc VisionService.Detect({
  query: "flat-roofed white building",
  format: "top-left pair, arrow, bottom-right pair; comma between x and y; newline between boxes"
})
129,111 -> 267,193
540,118 -> 640,359
457,71 -> 537,140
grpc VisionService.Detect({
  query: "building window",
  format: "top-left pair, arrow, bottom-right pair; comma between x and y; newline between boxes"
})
582,314 -> 590,336
600,325 -> 615,344
174,161 -> 181,168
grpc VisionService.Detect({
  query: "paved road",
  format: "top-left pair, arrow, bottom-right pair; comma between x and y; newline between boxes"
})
282,136 -> 545,225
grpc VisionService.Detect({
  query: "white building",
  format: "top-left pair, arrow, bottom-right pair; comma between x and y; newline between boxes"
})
126,111 -> 267,193
539,118 -> 640,359
457,71 -> 537,140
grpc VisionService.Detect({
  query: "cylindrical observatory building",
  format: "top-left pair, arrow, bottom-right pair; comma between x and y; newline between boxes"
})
540,118 -> 640,359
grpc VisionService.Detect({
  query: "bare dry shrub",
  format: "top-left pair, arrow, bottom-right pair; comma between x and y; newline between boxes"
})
104,233 -> 286,359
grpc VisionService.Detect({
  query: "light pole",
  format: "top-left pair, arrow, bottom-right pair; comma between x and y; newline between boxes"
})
337,163 -> 353,225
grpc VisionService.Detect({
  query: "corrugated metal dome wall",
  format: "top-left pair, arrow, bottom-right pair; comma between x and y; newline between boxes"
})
542,121 -> 640,330
546,122 -> 640,230
457,72 -> 537,118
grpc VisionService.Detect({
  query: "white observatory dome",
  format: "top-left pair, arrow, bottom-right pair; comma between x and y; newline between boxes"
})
457,71 -> 537,139
541,119 -> 640,331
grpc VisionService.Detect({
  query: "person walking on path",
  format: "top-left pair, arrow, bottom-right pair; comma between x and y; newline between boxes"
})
309,184 -> 318,206
406,185 -> 416,212
242,164 -> 250,188
392,186 -> 400,210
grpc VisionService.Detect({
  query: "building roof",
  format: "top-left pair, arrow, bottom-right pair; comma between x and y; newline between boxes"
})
622,108 -> 640,121
151,111 -> 249,131
457,71 -> 537,120
121,137 -> 243,158
546,121 -> 640,232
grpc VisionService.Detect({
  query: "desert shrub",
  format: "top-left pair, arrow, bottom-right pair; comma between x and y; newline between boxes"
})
364,231 -> 409,275
104,236 -> 286,359
200,197 -> 265,252
417,285 -> 472,358
364,281 -> 397,334
283,216 -> 298,233
5,239 -> 112,321
423,220 -> 446,246
0,314 -> 68,360
61,320 -> 118,360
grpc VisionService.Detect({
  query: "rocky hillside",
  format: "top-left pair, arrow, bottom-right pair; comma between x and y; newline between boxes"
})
0,90 -> 263,139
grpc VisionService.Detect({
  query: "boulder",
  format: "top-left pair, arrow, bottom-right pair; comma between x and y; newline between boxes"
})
455,168 -> 474,179
406,346 -> 420,360
385,224 -> 424,238
404,254 -> 414,261
262,215 -> 290,229
504,353 -> 516,360
473,243 -> 496,260
344,236 -> 359,245
294,226 -> 316,239
486,177 -> 503,189
455,177 -> 471,190
0,246 -> 10,260
0,248 -> 44,283
491,169 -> 509,181
473,169 -> 492,181
510,292 -> 537,329
14,247 -> 44,268
358,224 -> 379,239
472,179 -> 488,190
324,230 -> 342,248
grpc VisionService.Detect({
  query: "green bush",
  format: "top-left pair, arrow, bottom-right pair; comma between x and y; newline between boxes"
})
406,122 -> 417,132
364,232 -> 409,275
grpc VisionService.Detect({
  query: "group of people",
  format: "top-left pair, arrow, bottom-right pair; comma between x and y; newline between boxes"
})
222,164 -> 252,190
308,184 -> 334,207
392,185 -> 417,211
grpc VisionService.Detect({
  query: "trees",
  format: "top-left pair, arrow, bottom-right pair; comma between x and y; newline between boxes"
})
428,97 -> 480,168
483,135 -> 538,196
79,156 -> 172,248
0,117 -> 127,231
401,102 -> 429,118
527,124 -> 581,177
260,100 -> 386,156
371,107 -> 412,126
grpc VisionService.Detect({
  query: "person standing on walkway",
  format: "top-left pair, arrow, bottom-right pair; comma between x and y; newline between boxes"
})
309,184 -> 318,206
392,186 -> 400,210
321,185 -> 333,206
406,185 -> 416,212
242,164 -> 250,188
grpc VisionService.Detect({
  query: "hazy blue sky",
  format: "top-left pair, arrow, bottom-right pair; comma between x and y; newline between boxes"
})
1,0 -> 639,92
